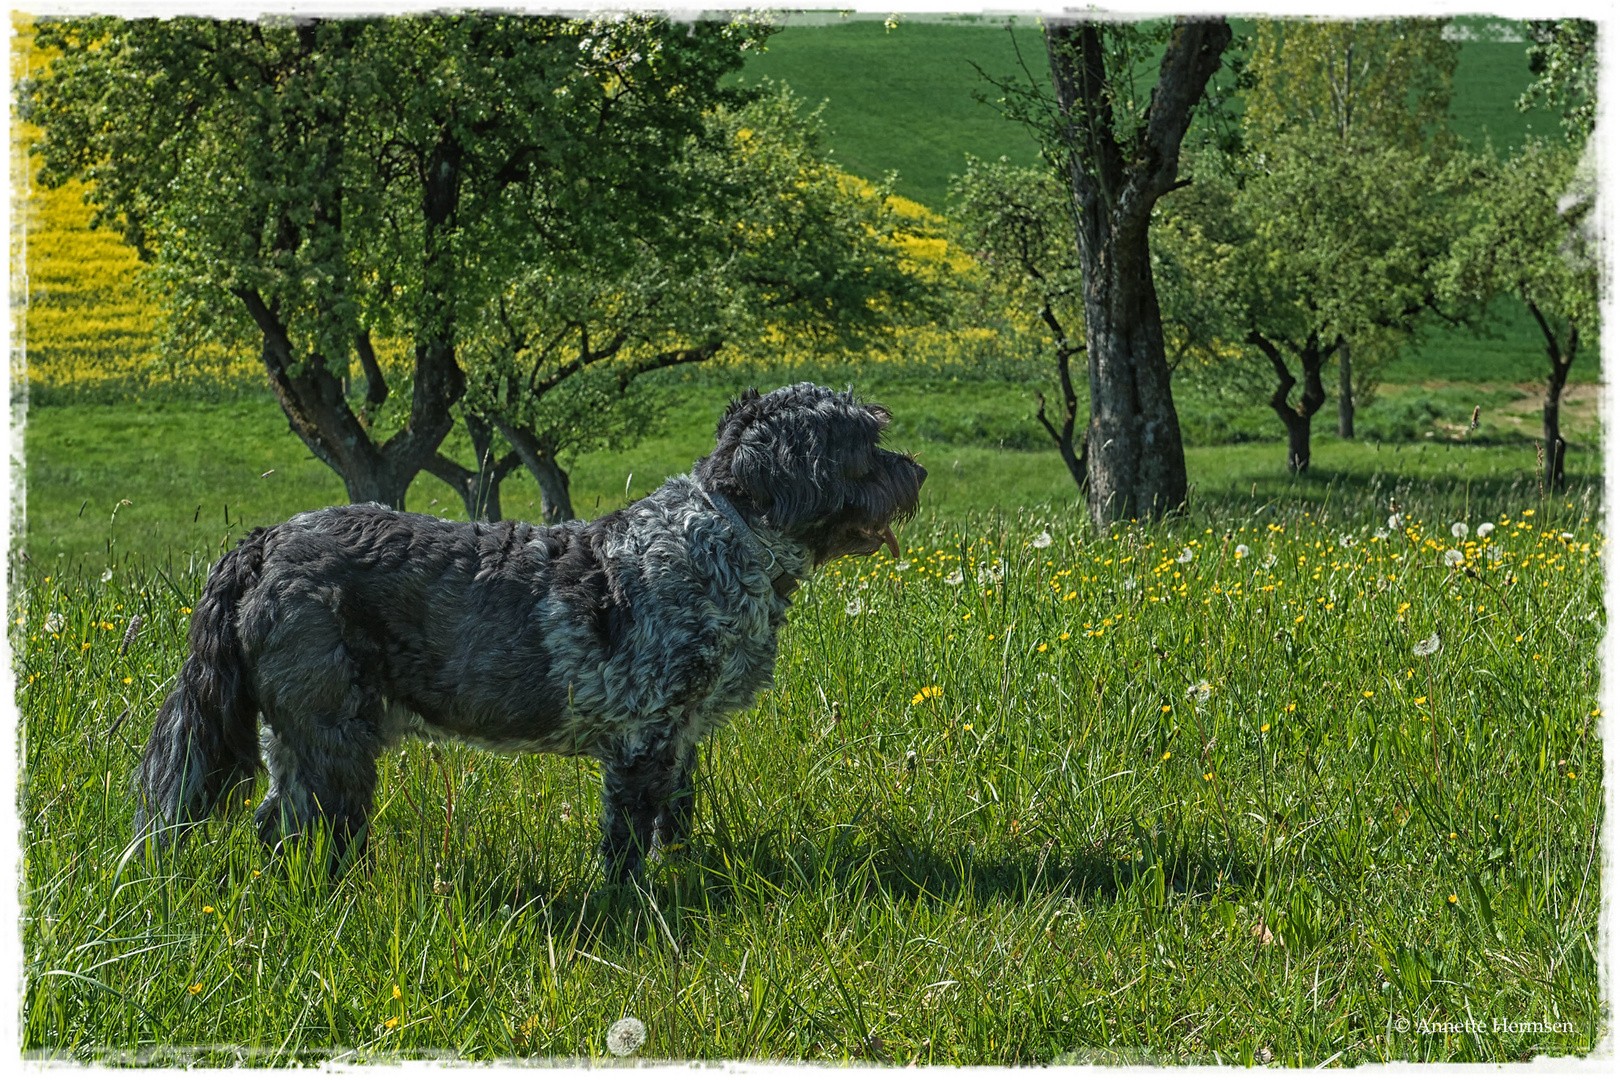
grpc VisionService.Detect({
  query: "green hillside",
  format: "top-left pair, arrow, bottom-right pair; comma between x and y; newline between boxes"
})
739,14 -> 1564,211
734,15 -> 1048,209
737,14 -> 1587,386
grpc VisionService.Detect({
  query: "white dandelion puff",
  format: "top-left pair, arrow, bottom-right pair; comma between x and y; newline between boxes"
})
1388,514 -> 1401,530
895,560 -> 911,571
100,568 -> 114,583
1339,534 -> 1357,548
1186,680 -> 1212,703
858,580 -> 869,590
44,612 -> 64,634
1451,522 -> 1468,539
1031,530 -> 1053,549
1374,529 -> 1389,541
1262,554 -> 1278,569
1122,576 -> 1137,591
1476,522 -> 1495,539
1560,531 -> 1574,541
1486,545 -> 1504,561
1235,544 -> 1250,558
1413,629 -> 1443,658
1176,547 -> 1195,564
845,598 -> 864,616
606,1017 -> 647,1057
1443,549 -> 1464,567
944,569 -> 964,586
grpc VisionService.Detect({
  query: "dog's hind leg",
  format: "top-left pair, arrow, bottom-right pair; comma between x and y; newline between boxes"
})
250,636 -> 384,877
256,715 -> 382,876
598,732 -> 688,882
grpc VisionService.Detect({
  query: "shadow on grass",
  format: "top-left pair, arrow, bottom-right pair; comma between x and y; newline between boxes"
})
460,819 -> 1264,947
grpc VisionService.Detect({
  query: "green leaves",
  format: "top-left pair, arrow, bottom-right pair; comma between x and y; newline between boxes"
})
24,15 -> 777,504
457,80 -> 946,463
1439,138 -> 1597,342
1518,20 -> 1596,142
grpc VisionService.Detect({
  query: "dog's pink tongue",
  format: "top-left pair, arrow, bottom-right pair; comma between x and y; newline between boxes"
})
881,526 -> 900,559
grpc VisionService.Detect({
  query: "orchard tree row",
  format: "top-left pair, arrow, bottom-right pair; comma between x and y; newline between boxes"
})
960,17 -> 1596,522
22,15 -> 1598,526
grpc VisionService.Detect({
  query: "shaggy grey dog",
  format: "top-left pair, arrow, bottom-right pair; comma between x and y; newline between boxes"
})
133,383 -> 925,879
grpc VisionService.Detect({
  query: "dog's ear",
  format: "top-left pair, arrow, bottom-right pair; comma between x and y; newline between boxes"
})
716,388 -> 762,439
730,433 -> 825,532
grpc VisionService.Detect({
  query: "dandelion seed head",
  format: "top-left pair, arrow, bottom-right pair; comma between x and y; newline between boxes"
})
845,599 -> 863,616
1476,522 -> 1495,539
944,569 -> 964,586
1388,514 -> 1401,530
895,560 -> 911,571
1032,530 -> 1053,549
1413,630 -> 1442,658
1235,544 -> 1250,558
1451,522 -> 1468,539
1262,554 -> 1278,569
1443,549 -> 1464,567
100,569 -> 113,583
44,612 -> 64,634
1339,534 -> 1356,548
606,1016 -> 647,1057
1176,547 -> 1195,563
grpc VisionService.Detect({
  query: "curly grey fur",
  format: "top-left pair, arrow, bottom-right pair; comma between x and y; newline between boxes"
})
133,384 -> 925,880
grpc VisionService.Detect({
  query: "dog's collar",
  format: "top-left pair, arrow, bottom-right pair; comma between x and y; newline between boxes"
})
699,488 -> 800,598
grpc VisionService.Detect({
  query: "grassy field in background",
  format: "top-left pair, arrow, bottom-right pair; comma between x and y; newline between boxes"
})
18,477 -> 1604,1062
20,375 -> 1601,567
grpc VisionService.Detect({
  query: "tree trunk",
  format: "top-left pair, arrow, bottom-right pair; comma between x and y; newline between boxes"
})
494,418 -> 576,524
1034,308 -> 1088,496
530,457 -> 574,525
1337,339 -> 1354,438
1250,331 -> 1332,474
224,23 -> 462,512
1046,17 -> 1230,524
1283,411 -> 1314,473
425,413 -> 522,521
236,290 -> 414,507
1528,299 -> 1575,489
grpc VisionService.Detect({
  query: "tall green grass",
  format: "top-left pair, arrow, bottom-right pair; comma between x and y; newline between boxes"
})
17,478 -> 1603,1063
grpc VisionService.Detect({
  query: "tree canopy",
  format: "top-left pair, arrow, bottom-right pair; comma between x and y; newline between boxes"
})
23,14 -> 770,508
1151,18 -> 1464,472
453,83 -> 946,522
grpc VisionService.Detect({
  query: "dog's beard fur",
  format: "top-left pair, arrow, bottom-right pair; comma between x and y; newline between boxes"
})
133,383 -> 925,881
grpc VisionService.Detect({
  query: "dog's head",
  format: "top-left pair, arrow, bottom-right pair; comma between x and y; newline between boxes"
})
695,383 -> 926,566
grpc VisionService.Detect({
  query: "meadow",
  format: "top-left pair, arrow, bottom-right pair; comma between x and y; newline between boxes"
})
13,11 -> 1605,1065
17,467 -> 1605,1063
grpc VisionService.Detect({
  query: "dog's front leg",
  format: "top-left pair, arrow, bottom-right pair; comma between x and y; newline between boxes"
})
597,735 -> 686,883
653,743 -> 699,855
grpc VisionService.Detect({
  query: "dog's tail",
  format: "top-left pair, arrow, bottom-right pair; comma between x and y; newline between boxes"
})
133,528 -> 269,849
